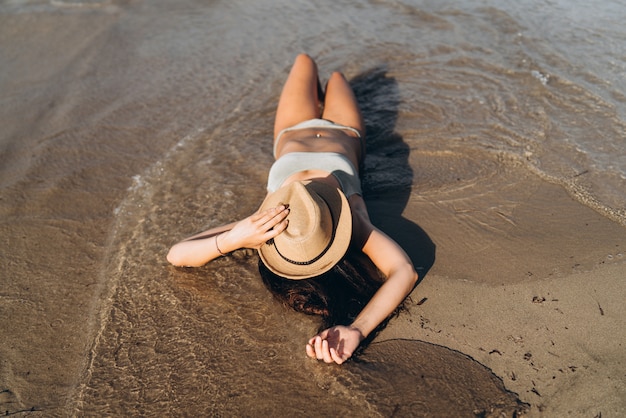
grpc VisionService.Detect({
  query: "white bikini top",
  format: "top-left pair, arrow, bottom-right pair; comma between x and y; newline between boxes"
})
267,152 -> 362,197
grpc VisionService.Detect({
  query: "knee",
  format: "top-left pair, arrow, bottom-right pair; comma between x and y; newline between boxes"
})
295,53 -> 315,66
328,71 -> 347,83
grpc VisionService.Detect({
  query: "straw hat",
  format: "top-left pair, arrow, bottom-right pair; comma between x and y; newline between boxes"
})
258,180 -> 352,279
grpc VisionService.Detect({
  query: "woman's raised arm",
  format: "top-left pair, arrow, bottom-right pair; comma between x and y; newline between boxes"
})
167,205 -> 290,267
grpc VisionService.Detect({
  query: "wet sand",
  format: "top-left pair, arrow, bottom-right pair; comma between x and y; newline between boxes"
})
2,1 -> 626,417
370,156 -> 626,416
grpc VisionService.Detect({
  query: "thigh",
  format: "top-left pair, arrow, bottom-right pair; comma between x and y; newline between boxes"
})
273,54 -> 322,138
321,71 -> 365,136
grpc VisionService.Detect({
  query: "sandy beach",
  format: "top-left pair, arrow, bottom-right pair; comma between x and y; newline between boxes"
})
374,160 -> 626,416
1,0 -> 625,416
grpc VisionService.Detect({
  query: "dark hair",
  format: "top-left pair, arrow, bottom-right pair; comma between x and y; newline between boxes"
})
258,248 -> 404,353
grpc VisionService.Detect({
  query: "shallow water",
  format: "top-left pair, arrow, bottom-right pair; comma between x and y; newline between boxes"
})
1,0 -> 625,415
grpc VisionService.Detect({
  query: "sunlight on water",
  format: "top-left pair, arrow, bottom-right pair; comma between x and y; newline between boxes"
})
78,0 -> 625,413
2,0 -> 624,415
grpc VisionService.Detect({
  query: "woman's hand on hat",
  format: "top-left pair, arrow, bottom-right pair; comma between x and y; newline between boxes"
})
221,205 -> 290,251
305,326 -> 364,365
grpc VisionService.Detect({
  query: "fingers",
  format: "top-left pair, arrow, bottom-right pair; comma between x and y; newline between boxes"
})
314,336 -> 324,360
307,335 -> 327,361
252,204 -> 284,220
306,342 -> 316,358
255,205 -> 289,228
306,335 -> 345,364
262,206 -> 290,241
265,216 -> 289,238
329,347 -> 345,365
323,339 -> 335,363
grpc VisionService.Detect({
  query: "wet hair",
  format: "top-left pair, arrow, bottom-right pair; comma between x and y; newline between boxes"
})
258,248 -> 404,353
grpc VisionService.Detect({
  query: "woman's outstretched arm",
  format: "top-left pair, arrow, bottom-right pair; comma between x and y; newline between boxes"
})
167,205 -> 290,267
306,196 -> 418,364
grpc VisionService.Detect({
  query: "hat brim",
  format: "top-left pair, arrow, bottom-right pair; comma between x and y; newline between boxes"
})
258,181 -> 352,280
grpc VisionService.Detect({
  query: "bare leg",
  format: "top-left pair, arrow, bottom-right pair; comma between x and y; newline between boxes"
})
273,54 -> 322,139
322,72 -> 364,134
322,71 -> 366,158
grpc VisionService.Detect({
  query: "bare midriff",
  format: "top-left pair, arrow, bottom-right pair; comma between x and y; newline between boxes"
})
274,127 -> 362,170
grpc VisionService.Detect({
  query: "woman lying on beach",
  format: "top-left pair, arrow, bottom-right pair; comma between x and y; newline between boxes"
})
167,54 -> 418,364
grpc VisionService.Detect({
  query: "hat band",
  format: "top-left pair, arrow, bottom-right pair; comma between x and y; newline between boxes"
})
272,195 -> 336,266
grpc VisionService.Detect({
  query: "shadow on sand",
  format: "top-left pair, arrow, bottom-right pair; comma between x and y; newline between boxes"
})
347,69 -> 528,416
351,67 -> 435,283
